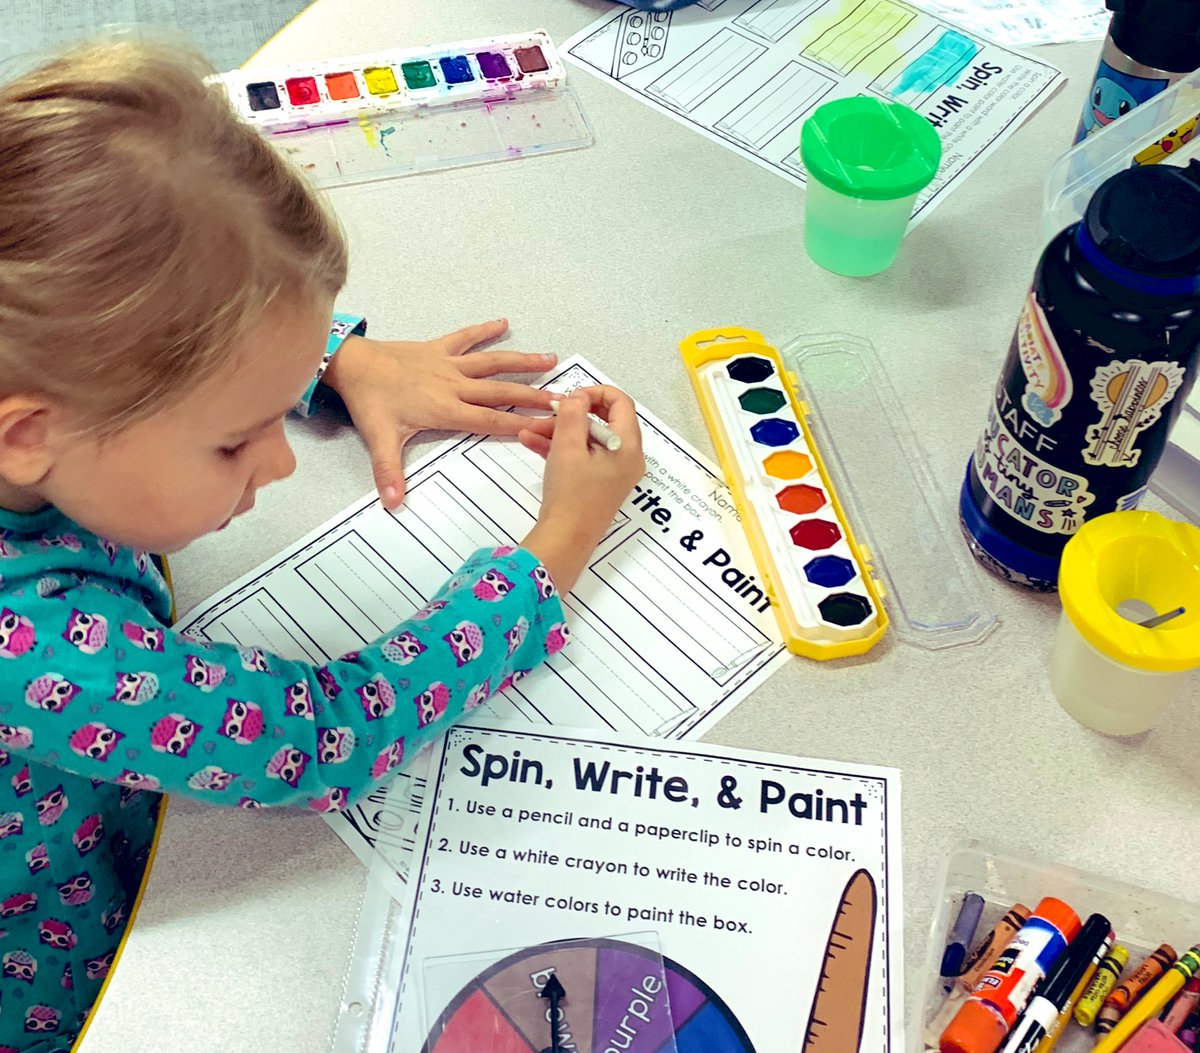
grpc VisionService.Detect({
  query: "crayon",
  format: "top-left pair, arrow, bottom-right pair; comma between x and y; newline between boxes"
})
548,399 -> 622,451
1178,1008 -> 1200,1047
941,897 -> 1081,1053
1033,928 -> 1113,1053
1099,945 -> 1177,1033
943,894 -> 987,991
1094,947 -> 1200,1053
999,914 -> 1111,1053
1164,977 -> 1200,1033
1122,1020 -> 1194,1053
1077,945 -> 1130,1027
958,905 -> 1033,995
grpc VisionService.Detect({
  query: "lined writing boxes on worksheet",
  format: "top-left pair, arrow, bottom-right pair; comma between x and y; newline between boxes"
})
217,31 -> 593,187
680,329 -> 888,660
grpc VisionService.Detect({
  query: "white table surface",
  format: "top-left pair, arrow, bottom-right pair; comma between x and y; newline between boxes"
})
80,4 -> 1200,1051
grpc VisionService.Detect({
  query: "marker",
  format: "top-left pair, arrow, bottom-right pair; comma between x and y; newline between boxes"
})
1077,945 -> 1130,1027
548,399 -> 622,451
941,897 -> 1082,1053
1099,945 -> 1178,1033
943,894 -> 987,991
1033,925 -> 1114,1053
958,905 -> 1033,994
1094,947 -> 1200,1053
1163,977 -> 1200,1033
998,913 -> 1112,1053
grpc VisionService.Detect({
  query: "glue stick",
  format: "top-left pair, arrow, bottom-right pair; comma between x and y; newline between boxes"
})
940,898 -> 1082,1053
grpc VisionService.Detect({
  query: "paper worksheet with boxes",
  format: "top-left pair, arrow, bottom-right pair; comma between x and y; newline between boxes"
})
174,355 -> 791,865
564,0 -> 1064,223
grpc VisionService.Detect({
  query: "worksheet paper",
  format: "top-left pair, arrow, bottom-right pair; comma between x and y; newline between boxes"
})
362,722 -> 903,1053
174,355 -> 790,868
908,0 -> 1107,47
564,0 -> 1064,224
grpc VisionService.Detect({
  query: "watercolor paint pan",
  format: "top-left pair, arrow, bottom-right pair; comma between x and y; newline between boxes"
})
681,328 -> 999,657
681,329 -> 887,659
216,30 -> 592,187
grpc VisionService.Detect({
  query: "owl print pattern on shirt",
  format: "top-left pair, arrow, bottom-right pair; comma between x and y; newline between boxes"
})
0,317 -> 567,1051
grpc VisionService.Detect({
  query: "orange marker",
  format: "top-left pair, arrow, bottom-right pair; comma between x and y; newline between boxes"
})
958,905 -> 1034,994
1097,944 -> 1176,1033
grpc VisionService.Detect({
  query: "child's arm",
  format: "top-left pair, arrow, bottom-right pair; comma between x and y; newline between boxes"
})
1,388 -> 643,811
319,318 -> 558,508
2,545 -> 559,810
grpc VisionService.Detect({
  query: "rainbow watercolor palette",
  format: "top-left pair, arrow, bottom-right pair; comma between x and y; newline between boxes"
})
217,31 -> 592,186
681,328 -> 888,660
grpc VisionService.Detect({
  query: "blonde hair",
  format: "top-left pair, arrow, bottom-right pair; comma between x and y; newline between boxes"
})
0,39 -> 348,432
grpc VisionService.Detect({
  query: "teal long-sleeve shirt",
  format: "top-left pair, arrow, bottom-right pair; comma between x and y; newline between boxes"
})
0,314 -> 566,1051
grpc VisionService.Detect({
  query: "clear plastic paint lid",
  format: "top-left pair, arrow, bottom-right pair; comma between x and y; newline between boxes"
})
780,332 -> 998,650
801,98 -> 942,201
1044,65 -> 1200,242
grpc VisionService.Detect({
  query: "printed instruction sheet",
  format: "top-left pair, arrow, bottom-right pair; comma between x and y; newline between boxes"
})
564,0 -> 1064,223
344,721 -> 903,1053
174,356 -> 790,865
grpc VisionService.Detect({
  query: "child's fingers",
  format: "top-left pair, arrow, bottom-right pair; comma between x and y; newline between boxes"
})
444,318 -> 509,355
516,429 -> 552,460
519,415 -> 556,440
458,350 -> 556,378
466,378 -> 556,410
454,404 -> 544,437
576,386 -> 641,448
547,392 -> 590,457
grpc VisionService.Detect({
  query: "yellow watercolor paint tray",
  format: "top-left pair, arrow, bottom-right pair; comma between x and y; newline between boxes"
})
681,327 -> 997,658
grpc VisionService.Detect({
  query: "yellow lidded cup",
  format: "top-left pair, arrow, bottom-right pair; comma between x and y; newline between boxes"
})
1053,511 -> 1200,735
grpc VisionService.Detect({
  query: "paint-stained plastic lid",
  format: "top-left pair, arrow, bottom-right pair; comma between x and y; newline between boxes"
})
801,98 -> 942,201
782,333 -> 998,650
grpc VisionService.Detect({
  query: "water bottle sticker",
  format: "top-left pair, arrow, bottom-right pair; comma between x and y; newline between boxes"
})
1083,359 -> 1185,468
1016,293 -> 1073,426
975,403 -> 1096,535
1080,58 -> 1169,139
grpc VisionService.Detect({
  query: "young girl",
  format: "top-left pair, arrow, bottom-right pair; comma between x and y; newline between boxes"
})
0,41 -> 644,1051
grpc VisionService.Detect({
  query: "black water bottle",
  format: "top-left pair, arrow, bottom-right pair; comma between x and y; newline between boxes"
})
959,162 -> 1200,590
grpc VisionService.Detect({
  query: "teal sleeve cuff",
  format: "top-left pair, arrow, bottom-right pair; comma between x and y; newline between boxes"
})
295,312 -> 367,417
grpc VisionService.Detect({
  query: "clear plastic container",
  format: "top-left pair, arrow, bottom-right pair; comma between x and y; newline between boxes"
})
801,98 -> 942,278
1044,65 -> 1200,242
1051,611 -> 1192,735
804,180 -> 922,277
782,333 -> 998,650
915,843 -> 1200,1053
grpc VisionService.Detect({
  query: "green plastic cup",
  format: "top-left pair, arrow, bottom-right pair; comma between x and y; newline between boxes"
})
800,98 -> 942,277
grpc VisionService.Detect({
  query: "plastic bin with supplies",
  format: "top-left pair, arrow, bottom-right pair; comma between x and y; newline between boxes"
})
915,842 -> 1200,1053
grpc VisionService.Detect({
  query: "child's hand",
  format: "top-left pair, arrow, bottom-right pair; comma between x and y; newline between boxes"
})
518,387 -> 645,595
322,320 -> 556,508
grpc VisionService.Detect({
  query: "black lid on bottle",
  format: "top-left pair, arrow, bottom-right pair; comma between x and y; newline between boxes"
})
1083,160 -> 1200,280
1107,0 -> 1200,73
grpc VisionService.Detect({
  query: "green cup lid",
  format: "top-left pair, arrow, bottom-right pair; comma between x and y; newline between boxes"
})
801,98 -> 942,201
